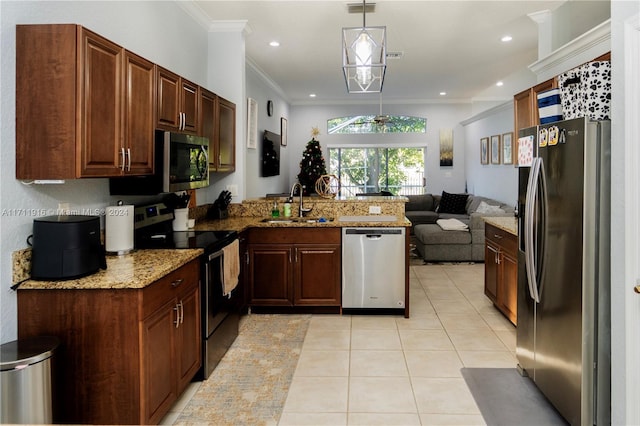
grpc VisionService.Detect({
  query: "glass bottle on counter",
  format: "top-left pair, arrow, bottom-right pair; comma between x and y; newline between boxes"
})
271,201 -> 280,218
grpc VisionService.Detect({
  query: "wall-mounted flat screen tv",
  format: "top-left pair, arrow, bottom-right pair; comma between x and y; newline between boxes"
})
261,130 -> 280,177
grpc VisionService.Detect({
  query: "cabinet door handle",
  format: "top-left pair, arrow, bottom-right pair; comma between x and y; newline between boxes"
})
171,278 -> 184,287
126,148 -> 131,171
179,301 -> 184,324
488,246 -> 499,264
120,148 -> 125,171
173,304 -> 180,328
494,234 -> 503,239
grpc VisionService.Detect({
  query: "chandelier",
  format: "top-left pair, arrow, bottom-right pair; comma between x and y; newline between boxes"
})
342,1 -> 386,93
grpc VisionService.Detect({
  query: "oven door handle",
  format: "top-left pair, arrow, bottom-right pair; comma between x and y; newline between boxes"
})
208,248 -> 226,292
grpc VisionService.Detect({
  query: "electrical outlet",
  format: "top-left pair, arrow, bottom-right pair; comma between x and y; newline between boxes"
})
226,184 -> 238,197
369,205 -> 382,214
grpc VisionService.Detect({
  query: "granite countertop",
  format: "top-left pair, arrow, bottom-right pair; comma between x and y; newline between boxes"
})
194,216 -> 412,232
484,216 -> 517,235
17,207 -> 410,291
18,249 -> 202,290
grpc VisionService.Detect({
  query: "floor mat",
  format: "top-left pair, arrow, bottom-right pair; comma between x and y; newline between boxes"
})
176,314 -> 311,425
461,368 -> 568,426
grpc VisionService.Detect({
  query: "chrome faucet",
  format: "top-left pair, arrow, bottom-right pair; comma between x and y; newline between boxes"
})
290,182 -> 313,217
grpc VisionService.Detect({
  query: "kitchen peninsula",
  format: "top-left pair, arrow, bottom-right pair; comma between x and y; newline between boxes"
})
195,195 -> 412,317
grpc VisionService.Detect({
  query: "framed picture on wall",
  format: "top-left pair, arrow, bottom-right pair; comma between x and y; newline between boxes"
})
491,134 -> 501,164
480,137 -> 489,165
281,117 -> 288,146
247,98 -> 258,149
502,132 -> 513,165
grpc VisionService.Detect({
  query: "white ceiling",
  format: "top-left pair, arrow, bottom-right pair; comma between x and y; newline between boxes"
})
190,1 -> 572,105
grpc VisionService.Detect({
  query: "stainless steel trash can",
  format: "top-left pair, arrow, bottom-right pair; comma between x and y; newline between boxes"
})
1,336 -> 59,424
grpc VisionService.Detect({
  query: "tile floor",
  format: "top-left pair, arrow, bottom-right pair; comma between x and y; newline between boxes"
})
166,261 -> 517,425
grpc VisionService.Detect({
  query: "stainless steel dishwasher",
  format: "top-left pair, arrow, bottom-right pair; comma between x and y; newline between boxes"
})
342,228 -> 405,310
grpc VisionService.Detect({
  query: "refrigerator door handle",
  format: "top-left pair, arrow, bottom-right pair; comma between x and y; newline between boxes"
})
525,157 -> 542,303
536,159 -> 548,302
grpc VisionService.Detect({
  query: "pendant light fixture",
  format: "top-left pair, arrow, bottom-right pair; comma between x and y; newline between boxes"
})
342,1 -> 386,93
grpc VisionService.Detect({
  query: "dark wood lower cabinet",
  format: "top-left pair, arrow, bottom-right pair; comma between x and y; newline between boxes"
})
17,259 -> 201,425
248,228 -> 341,308
484,223 -> 517,325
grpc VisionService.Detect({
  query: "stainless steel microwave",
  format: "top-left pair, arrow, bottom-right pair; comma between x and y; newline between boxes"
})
109,131 -> 209,195
162,131 -> 209,192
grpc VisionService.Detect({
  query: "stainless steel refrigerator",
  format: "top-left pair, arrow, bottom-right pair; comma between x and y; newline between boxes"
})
516,117 -> 611,425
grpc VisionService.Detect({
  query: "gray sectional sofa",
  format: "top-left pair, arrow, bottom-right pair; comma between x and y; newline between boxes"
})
405,193 -> 515,262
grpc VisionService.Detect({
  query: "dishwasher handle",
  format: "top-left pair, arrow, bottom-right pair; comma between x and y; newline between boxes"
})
366,234 -> 382,240
344,228 -> 403,236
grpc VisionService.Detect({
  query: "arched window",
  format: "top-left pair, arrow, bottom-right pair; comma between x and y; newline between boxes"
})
327,115 -> 426,134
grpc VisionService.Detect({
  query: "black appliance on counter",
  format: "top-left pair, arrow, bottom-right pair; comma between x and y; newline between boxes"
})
30,215 -> 106,280
134,202 -> 240,380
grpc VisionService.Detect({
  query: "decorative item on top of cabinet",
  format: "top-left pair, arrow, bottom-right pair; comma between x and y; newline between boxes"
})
156,66 -> 199,134
16,24 -> 155,179
512,78 -> 556,166
484,222 -> 517,325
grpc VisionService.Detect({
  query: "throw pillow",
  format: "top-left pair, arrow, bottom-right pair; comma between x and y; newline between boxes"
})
475,201 -> 506,215
436,191 -> 469,214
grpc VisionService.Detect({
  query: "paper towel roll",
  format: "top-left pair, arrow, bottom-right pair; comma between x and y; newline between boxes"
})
105,204 -> 134,254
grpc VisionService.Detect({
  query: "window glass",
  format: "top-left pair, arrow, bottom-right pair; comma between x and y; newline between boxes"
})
328,147 -> 426,196
327,115 -> 426,134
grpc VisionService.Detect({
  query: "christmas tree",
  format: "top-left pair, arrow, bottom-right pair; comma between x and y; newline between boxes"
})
297,127 -> 327,195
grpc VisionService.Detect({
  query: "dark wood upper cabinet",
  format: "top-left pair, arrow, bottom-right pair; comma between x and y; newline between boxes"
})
199,88 -> 217,171
513,78 -> 556,163
200,89 -> 236,173
124,51 -> 156,175
78,30 -> 123,177
216,96 -> 236,172
16,24 -> 235,180
16,25 -> 155,179
156,66 -> 199,135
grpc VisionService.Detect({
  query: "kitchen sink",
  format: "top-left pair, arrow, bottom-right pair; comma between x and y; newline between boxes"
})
261,217 -> 333,224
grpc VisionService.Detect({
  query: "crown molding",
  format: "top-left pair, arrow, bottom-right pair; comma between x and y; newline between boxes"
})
529,19 -> 611,81
175,1 -> 211,30
246,57 -> 290,103
460,101 -> 512,126
208,20 -> 251,35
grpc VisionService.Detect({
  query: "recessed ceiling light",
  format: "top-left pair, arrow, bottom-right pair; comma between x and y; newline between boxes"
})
269,41 -> 280,47
496,81 -> 504,87
501,35 -> 512,42
439,92 -> 447,96
309,93 -> 316,98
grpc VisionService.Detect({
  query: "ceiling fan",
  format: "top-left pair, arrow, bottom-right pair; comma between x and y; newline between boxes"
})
373,92 -> 390,127
348,93 -> 393,131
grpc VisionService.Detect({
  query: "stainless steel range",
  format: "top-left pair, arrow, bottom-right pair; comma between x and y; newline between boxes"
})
134,202 -> 241,380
